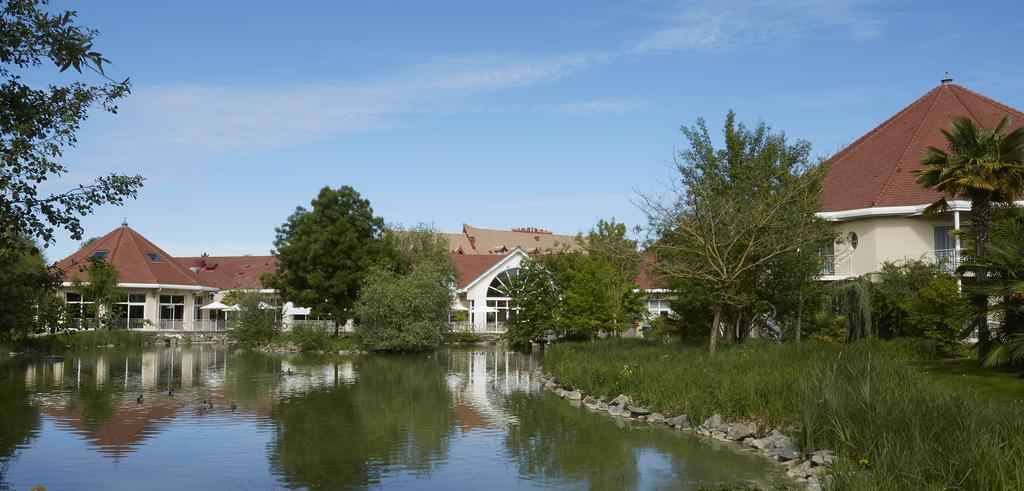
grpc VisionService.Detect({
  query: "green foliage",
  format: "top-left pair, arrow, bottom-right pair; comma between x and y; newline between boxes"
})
0,1 -> 143,247
915,115 -> 1024,360
639,111 -> 836,352
0,235 -> 59,341
71,258 -> 122,329
288,323 -> 331,352
353,261 -> 451,352
506,219 -> 643,344
830,276 -> 873,341
543,339 -> 1024,490
805,311 -> 846,344
902,276 -> 969,356
385,224 -> 456,277
228,290 -> 280,348
871,260 -> 946,338
13,329 -> 151,352
449,331 -> 482,344
267,186 -> 390,322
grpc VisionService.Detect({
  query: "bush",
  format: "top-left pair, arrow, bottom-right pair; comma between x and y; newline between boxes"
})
353,262 -> 450,352
542,339 -> 1024,490
13,329 -> 152,351
228,290 -> 280,348
872,260 -> 946,338
290,323 -> 330,352
902,276 -> 969,356
806,311 -> 846,343
449,331 -> 482,344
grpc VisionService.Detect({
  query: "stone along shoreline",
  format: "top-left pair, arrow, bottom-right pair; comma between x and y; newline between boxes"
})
535,370 -> 835,490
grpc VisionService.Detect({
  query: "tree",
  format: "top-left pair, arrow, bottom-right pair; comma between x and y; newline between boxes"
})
353,262 -> 452,352
352,224 -> 454,352
0,234 -> 60,340
639,111 -> 836,354
227,289 -> 279,348
915,115 -> 1024,361
506,219 -> 644,343
71,257 -> 122,329
266,186 -> 390,329
959,209 -> 1024,368
0,1 -> 143,247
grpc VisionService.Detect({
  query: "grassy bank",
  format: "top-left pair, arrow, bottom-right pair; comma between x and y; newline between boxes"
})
7,330 -> 154,353
268,332 -> 360,353
542,339 -> 1024,489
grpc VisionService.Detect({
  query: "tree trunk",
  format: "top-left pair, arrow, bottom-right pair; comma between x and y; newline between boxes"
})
709,299 -> 723,355
795,292 -> 803,343
973,198 -> 993,363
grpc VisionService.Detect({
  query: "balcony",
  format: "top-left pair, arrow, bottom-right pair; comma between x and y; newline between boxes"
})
819,254 -> 851,279
932,248 -> 960,273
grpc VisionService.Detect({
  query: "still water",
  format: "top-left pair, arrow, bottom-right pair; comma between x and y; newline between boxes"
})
0,346 -> 786,490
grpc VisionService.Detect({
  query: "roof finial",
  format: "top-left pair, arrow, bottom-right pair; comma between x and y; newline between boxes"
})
941,71 -> 953,85
121,215 -> 128,227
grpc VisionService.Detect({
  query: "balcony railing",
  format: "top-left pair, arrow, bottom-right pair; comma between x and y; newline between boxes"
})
932,248 -> 960,273
819,254 -> 851,277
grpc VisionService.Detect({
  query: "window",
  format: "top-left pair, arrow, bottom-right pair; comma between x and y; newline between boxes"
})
848,232 -> 859,250
114,293 -> 147,328
646,299 -> 672,316
91,250 -> 109,259
934,226 -> 954,251
146,252 -> 163,262
193,295 -> 206,322
65,292 -> 95,320
159,295 -> 185,322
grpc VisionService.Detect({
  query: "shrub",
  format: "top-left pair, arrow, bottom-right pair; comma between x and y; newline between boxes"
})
872,260 -> 946,338
450,331 -> 482,344
228,290 -> 280,348
806,311 -> 846,343
290,323 -> 330,352
353,262 -> 450,352
902,276 -> 969,356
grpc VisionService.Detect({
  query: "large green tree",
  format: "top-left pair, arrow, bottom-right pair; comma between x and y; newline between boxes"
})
352,224 -> 455,352
506,219 -> 644,343
915,116 -> 1024,361
266,186 -> 390,327
0,0 -> 143,247
71,257 -> 122,329
639,111 -> 835,354
0,235 -> 59,339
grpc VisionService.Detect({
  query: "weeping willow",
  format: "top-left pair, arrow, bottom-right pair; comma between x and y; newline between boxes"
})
831,276 -> 874,341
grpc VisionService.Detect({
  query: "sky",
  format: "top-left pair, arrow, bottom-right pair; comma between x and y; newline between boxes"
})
40,0 -> 1024,260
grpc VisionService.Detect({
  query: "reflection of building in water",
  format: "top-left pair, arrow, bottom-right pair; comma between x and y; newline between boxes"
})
448,350 -> 539,433
277,360 -> 357,394
142,351 -> 158,388
95,356 -> 108,385
41,401 -> 183,460
180,349 -> 193,388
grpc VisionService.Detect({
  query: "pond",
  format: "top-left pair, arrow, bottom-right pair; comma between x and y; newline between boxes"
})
0,346 -> 787,490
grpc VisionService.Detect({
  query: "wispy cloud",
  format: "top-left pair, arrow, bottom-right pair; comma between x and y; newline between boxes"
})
91,1 -> 883,157
627,0 -> 882,54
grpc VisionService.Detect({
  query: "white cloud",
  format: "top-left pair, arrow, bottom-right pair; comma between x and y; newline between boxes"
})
627,0 -> 882,54
88,1 -> 883,157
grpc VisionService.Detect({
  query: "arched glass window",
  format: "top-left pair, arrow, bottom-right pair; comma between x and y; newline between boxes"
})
487,268 -> 522,298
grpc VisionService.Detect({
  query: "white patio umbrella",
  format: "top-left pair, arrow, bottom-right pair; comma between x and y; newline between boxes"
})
450,303 -> 470,311
200,301 -> 233,310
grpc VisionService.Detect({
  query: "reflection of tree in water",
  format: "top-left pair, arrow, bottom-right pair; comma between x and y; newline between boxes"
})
501,391 -> 785,490
269,354 -> 454,489
0,357 -> 41,484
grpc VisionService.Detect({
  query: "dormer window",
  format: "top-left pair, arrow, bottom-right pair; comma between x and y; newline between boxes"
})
91,250 -> 109,259
146,252 -> 163,262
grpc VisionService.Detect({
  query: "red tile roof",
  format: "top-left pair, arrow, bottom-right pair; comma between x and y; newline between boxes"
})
55,225 -> 209,288
822,83 -> 1024,212
453,253 -> 504,289
176,255 -> 278,290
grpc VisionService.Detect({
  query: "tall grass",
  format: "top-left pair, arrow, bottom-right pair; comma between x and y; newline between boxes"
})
542,339 -> 1024,489
12,329 -> 153,352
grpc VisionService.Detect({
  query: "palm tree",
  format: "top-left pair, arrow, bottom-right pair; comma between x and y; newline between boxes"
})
915,116 -> 1024,361
958,211 -> 1024,368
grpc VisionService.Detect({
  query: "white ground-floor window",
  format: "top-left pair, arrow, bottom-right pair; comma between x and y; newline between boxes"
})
65,292 -> 95,322
159,295 -> 185,327
113,293 -> 147,328
646,299 -> 672,317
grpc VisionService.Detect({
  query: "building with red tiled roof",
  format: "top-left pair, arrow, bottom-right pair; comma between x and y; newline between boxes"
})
817,79 -> 1024,278
53,224 -> 296,332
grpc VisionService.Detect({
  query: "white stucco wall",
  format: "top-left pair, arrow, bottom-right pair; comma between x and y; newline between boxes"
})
830,212 -> 967,277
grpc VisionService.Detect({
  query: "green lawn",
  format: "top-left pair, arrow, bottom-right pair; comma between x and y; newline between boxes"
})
917,358 -> 1024,405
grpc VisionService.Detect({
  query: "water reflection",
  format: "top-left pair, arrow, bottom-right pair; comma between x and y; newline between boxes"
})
0,346 -> 786,490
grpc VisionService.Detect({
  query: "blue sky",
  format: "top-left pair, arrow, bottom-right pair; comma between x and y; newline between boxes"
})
43,0 -> 1024,260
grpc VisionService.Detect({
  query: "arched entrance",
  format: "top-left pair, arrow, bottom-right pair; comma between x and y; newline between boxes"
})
485,268 -> 521,331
